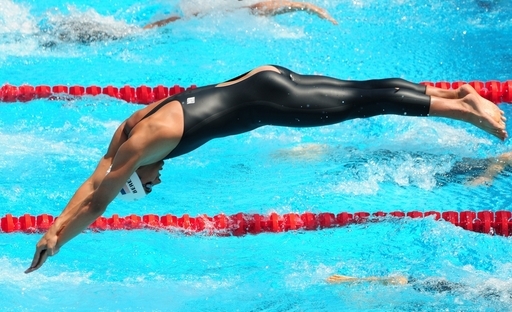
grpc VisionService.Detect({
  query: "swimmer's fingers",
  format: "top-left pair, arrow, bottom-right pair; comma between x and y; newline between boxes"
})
326,275 -> 356,284
25,246 -> 49,274
25,236 -> 59,274
318,11 -> 338,25
326,14 -> 338,25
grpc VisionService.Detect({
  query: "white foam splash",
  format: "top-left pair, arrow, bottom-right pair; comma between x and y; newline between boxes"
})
42,6 -> 141,44
174,0 -> 306,39
0,0 -> 39,57
249,128 -> 304,144
0,0 -> 38,34
177,274 -> 237,290
0,257 -> 92,290
334,171 -> 384,195
0,131 -> 102,163
178,0 -> 260,17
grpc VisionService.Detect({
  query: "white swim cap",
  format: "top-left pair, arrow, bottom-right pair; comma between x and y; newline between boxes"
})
118,171 -> 146,201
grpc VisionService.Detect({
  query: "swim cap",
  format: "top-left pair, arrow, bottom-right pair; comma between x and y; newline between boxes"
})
118,171 -> 146,201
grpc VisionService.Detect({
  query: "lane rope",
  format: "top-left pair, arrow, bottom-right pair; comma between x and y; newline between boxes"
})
2,210 -> 511,236
1,81 -> 511,104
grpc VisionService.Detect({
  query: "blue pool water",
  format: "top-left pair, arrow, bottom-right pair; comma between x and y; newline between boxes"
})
2,0 -> 512,311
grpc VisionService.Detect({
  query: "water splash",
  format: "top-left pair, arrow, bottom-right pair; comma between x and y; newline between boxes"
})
0,0 -> 37,34
39,6 -> 141,45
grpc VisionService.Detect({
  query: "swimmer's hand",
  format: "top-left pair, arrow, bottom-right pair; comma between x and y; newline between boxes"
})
326,274 -> 408,285
25,230 -> 60,274
466,176 -> 493,187
306,4 -> 338,25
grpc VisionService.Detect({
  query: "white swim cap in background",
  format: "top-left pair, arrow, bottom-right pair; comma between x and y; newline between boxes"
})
118,171 -> 146,201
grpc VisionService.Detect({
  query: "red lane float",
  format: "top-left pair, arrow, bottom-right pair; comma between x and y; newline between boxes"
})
2,210 -> 512,237
1,82 -> 510,104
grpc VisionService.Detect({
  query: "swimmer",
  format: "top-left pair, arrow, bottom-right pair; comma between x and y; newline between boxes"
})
41,1 -> 337,45
327,274 -> 512,300
270,143 -> 330,161
271,145 -> 511,186
467,151 -> 512,186
143,0 -> 338,29
25,65 -> 507,273
327,274 -> 409,285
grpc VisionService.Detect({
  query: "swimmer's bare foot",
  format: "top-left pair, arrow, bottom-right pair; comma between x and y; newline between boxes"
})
427,83 -> 495,101
456,84 -> 480,99
461,92 -> 507,140
429,83 -> 507,140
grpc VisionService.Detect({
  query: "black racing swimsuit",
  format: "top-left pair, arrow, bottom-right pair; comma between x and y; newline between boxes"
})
141,65 -> 430,159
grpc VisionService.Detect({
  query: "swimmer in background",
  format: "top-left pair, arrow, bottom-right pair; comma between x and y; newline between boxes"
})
466,151 -> 512,186
25,65 -> 506,273
270,143 -> 330,161
143,0 -> 338,29
327,274 -> 409,285
327,274 -> 512,300
43,1 -> 337,45
270,144 -> 512,186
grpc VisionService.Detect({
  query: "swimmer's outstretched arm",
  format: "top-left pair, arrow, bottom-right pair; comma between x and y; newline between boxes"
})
467,151 -> 512,186
143,1 -> 338,29
25,108 -> 179,273
326,274 -> 408,285
24,124 -> 139,273
246,1 -> 338,25
143,15 -> 182,29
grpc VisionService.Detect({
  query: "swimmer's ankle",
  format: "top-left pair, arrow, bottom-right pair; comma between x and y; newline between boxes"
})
457,84 -> 476,99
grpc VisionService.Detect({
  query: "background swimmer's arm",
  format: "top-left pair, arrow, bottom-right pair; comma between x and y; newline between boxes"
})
326,274 -> 408,285
143,15 -> 182,29
246,1 -> 338,25
467,151 -> 512,186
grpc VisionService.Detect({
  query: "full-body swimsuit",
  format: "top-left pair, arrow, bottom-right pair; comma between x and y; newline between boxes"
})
138,65 -> 431,159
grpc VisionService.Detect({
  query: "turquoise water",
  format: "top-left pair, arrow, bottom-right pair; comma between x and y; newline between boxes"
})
2,0 -> 512,311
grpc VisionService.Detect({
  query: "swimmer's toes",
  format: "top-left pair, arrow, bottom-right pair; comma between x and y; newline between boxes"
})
480,123 -> 506,140
496,129 -> 508,141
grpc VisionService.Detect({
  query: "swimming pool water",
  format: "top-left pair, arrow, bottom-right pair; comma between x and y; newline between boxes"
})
2,0 -> 512,311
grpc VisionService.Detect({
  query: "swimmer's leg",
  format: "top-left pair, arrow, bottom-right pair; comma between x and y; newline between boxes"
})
219,65 -> 427,93
244,72 -> 433,125
274,65 -> 427,93
271,66 -> 507,140
215,66 -> 507,140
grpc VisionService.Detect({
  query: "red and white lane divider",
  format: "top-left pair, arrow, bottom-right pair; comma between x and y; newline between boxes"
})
2,210 -> 512,236
0,84 -> 196,104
